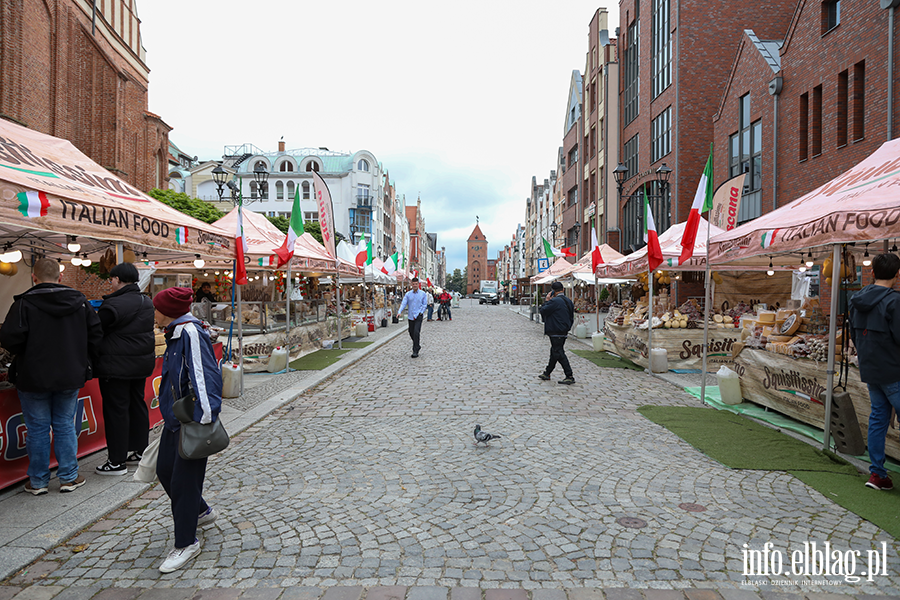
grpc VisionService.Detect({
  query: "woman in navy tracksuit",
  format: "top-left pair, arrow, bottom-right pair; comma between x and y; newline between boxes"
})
152,287 -> 223,573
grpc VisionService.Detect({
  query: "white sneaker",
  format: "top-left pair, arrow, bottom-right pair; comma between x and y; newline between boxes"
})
159,540 -> 201,573
197,506 -> 217,527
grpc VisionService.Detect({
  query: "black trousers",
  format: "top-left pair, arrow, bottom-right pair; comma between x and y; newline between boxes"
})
545,335 -> 573,378
407,314 -> 423,354
99,377 -> 150,465
157,427 -> 210,548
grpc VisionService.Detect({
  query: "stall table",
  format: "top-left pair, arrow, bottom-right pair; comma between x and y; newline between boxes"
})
734,347 -> 900,461
604,322 -> 739,372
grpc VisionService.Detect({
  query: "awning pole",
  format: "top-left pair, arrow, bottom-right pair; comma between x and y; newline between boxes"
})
823,244 -> 841,451
237,274 -> 244,396
285,260 -> 292,354
336,272 -> 343,350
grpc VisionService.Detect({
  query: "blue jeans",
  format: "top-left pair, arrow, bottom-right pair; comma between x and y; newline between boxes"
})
427,305 -> 434,320
17,388 -> 81,487
866,381 -> 900,477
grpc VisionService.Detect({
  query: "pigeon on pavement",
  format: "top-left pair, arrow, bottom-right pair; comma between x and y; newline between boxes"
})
474,424 -> 502,445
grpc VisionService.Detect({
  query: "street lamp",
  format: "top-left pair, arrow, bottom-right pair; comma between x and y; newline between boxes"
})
550,221 -> 558,245
573,220 -> 582,255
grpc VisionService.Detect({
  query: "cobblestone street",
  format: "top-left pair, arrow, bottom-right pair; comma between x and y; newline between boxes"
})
4,302 -> 900,598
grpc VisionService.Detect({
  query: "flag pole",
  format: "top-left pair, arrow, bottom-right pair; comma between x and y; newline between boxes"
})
237,272 -> 244,396
336,271 -> 343,350
700,218 -> 712,403
647,259 -> 654,371
285,259 -> 292,355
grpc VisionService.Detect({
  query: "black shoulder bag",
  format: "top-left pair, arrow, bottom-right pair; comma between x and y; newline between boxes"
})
171,378 -> 229,460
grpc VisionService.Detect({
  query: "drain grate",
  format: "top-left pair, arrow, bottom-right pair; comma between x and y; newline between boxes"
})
678,503 -> 707,512
617,516 -> 647,528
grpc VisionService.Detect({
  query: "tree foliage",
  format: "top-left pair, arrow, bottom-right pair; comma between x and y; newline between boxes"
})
446,267 -> 467,294
148,189 -> 225,224
267,216 -> 289,234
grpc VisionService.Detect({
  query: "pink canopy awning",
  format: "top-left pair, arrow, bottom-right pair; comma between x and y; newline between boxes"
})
603,218 -> 725,277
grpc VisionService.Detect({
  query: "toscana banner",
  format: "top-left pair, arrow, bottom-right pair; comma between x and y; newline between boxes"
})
0,119 -> 232,258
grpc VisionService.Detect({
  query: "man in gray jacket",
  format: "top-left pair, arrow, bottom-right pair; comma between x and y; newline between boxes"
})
849,252 -> 900,491
538,281 -> 576,385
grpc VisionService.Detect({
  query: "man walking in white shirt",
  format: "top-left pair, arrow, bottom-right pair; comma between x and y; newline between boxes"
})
398,278 -> 428,358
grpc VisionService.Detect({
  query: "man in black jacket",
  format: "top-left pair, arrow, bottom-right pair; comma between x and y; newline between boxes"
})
538,280 -> 576,384
0,257 -> 102,495
95,262 -> 156,475
849,252 -> 900,491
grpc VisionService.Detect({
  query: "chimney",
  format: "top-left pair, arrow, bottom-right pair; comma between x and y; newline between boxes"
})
278,140 -> 285,153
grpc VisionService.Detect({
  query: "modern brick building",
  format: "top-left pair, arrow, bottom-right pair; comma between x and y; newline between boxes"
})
0,0 -> 170,193
466,223 -> 488,295
616,0 -> 797,255
713,0 -> 900,220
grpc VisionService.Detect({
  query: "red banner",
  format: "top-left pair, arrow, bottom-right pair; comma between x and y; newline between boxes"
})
0,343 -> 222,490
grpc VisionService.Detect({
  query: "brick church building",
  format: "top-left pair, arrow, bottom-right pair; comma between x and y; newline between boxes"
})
466,223 -> 488,296
0,0 -> 170,193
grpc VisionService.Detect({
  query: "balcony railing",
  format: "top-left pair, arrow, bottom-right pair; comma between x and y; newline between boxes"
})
356,195 -> 372,207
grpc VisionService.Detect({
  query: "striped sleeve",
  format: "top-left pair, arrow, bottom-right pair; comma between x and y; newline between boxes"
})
183,323 -> 213,424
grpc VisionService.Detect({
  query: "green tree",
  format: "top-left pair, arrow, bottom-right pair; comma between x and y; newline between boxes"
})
446,267 -> 467,294
267,215 -> 289,234
148,189 -> 225,224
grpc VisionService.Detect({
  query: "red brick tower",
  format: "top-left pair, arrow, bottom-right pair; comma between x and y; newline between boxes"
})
467,224 -> 487,295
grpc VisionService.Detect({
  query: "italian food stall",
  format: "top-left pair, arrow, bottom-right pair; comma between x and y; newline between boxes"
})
708,137 -> 900,456
0,118 -> 234,489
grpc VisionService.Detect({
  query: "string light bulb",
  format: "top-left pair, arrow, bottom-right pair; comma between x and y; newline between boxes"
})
193,255 -> 205,269
767,259 -> 774,277
805,250 -> 814,268
58,259 -> 65,273
863,246 -> 871,267
71,256 -> 82,266
67,236 -> 81,253
81,254 -> 92,267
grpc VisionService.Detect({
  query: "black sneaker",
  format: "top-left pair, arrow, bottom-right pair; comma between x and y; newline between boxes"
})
538,373 -> 551,381
125,451 -> 143,464
558,377 -> 576,385
95,461 -> 127,476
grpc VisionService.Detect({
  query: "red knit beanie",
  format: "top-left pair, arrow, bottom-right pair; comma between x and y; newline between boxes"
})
153,287 -> 194,318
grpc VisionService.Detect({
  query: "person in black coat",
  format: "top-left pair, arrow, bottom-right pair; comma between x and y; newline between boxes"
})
0,257 -> 102,494
194,282 -> 216,303
538,280 -> 576,384
94,262 -> 156,475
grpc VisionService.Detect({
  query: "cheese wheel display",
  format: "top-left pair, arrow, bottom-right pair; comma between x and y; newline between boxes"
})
768,335 -> 793,343
780,313 -> 800,335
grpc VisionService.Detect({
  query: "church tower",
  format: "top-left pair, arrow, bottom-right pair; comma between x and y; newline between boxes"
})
466,223 -> 487,295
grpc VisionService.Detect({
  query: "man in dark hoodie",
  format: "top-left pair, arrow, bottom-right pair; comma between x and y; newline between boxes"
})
538,280 -> 576,384
95,262 -> 155,476
0,257 -> 102,495
849,252 -> 900,491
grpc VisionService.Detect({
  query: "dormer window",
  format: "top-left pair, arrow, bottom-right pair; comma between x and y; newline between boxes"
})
306,161 -> 320,172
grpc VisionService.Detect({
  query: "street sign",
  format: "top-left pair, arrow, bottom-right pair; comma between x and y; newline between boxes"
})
537,258 -> 550,273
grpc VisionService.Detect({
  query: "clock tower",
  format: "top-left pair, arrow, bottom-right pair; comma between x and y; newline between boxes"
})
467,224 -> 487,295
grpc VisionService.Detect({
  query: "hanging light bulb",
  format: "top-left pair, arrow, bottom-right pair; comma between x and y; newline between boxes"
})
71,256 -> 82,266
67,236 -> 81,253
0,246 -> 22,263
893,243 -> 898,253
805,250 -> 814,268
193,254 -> 205,269
215,271 -> 220,275
81,254 -> 92,267
767,259 -> 775,277
863,246 -> 872,267
58,259 -> 65,273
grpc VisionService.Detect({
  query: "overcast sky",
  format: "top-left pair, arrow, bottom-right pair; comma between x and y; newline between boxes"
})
139,1 -> 619,273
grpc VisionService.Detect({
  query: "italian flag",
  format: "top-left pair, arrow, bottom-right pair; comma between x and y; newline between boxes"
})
644,188 -> 664,272
384,253 -> 398,275
590,228 -> 603,273
760,229 -> 780,249
679,146 -> 714,264
258,256 -> 278,267
274,186 -> 304,267
235,203 -> 248,285
175,227 -> 188,244
16,191 -> 49,218
355,237 -> 372,268
542,237 -> 575,259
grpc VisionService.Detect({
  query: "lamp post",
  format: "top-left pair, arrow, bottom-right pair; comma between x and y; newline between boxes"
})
550,221 -> 558,246
212,163 -> 268,205
613,163 -> 629,252
573,220 -> 582,256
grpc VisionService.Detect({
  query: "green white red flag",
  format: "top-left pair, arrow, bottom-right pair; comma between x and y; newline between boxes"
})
355,237 -> 373,267
679,145 -> 714,264
644,188 -> 664,272
590,228 -> 603,273
235,202 -> 249,285
274,185 -> 305,267
16,191 -> 49,218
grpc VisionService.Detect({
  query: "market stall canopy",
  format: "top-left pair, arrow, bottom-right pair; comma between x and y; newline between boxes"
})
604,218 -> 727,277
531,256 -> 574,283
567,246 -> 626,275
709,138 -> 900,267
0,118 -> 233,260
213,208 -> 339,273
572,273 -> 632,285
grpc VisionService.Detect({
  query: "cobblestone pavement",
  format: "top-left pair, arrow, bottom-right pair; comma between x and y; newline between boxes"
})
3,302 -> 899,599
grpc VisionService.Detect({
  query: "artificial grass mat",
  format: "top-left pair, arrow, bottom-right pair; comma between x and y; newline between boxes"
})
571,348 -> 643,371
638,405 -> 900,539
288,348 -> 352,370
337,341 -> 373,348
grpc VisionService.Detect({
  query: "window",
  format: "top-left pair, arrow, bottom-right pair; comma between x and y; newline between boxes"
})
349,208 -> 371,233
254,160 -> 267,173
302,181 -> 310,199
250,181 -> 258,199
799,92 -> 809,161
651,0 -> 672,98
305,161 -> 320,172
822,0 -> 840,33
624,134 -> 639,181
279,161 -> 293,172
287,181 -> 295,200
304,211 -> 319,223
358,184 -> 371,205
853,60 -> 865,141
812,85 -> 823,157
591,126 -> 597,157
276,181 -> 284,200
567,186 -> 578,208
651,107 -> 672,162
730,96 -> 763,222
358,159 -> 369,171
623,15 -> 640,125
837,69 -> 849,147
568,145 -> 578,168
